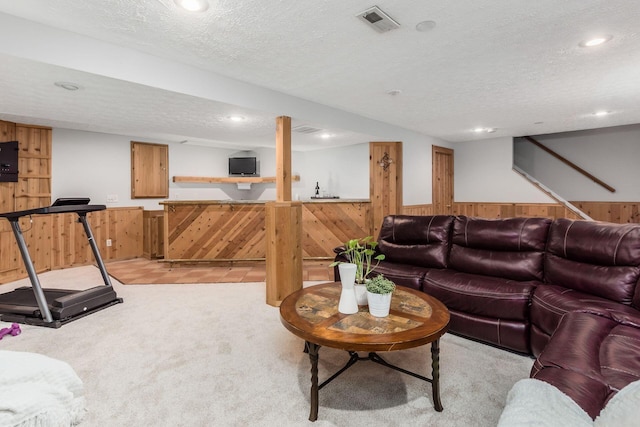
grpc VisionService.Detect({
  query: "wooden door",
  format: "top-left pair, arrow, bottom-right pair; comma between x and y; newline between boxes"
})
131,141 -> 169,198
432,145 -> 454,214
370,142 -> 402,238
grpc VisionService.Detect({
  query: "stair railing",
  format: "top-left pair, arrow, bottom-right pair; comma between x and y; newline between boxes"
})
522,136 -> 615,193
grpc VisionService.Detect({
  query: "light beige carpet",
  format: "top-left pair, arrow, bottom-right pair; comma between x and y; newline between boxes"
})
0,266 -> 532,426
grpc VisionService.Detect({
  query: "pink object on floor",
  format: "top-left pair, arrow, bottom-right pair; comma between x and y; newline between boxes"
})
0,323 -> 21,340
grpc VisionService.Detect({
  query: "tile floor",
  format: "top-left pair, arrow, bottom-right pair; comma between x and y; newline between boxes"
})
105,258 -> 334,284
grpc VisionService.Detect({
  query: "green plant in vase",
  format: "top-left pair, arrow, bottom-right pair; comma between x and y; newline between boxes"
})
330,236 -> 385,284
365,274 -> 396,295
330,236 -> 385,306
365,274 -> 396,317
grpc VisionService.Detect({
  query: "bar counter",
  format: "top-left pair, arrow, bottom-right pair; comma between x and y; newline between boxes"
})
160,199 -> 372,262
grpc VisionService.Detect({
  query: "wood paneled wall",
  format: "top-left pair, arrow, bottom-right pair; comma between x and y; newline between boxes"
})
452,202 -> 582,219
402,203 -> 582,220
370,142 -> 402,237
1,121 -> 52,214
571,202 -> 640,223
0,207 -> 143,285
162,201 -> 371,262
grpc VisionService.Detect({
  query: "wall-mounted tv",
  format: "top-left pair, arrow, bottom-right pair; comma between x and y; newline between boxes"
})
0,140 -> 19,182
229,157 -> 257,176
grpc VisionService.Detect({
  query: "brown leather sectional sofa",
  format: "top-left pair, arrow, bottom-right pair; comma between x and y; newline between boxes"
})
334,214 -> 640,419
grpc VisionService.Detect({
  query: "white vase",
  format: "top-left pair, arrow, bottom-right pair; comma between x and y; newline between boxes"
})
367,291 -> 393,317
354,283 -> 368,306
337,263 -> 358,314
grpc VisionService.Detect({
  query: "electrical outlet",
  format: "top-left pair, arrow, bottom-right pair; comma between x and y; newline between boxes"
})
106,194 -> 118,203
106,239 -> 112,247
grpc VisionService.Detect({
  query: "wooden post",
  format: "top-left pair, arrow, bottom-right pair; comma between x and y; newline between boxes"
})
369,142 -> 403,237
265,201 -> 302,305
266,116 -> 303,306
276,116 -> 292,202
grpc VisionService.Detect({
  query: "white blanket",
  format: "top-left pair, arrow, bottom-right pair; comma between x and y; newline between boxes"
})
0,351 -> 85,427
498,378 -> 640,427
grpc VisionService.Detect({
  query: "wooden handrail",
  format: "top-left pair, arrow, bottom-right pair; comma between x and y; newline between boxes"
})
523,136 -> 615,193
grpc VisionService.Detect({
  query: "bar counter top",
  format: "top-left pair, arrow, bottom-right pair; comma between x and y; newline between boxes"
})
160,199 -> 370,205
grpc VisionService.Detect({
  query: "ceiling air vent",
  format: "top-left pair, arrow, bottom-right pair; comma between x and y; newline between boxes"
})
293,125 -> 321,134
356,6 -> 400,33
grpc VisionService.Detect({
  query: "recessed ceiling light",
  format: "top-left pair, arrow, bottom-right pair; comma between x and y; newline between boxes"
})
227,115 -> 246,122
593,110 -> 611,117
319,133 -> 334,139
54,81 -> 82,91
174,0 -> 209,12
473,127 -> 496,133
579,35 -> 612,47
415,20 -> 436,32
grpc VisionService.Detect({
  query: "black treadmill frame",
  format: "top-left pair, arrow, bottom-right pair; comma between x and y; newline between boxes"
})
0,204 -> 123,328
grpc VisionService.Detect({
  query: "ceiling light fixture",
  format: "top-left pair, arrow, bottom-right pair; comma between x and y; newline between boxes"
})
593,110 -> 611,117
227,115 -> 246,122
54,81 -> 82,91
473,127 -> 496,133
174,0 -> 209,12
319,133 -> 333,139
579,35 -> 612,47
386,89 -> 402,96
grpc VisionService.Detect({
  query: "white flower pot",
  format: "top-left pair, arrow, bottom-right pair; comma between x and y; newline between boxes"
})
337,263 -> 358,314
354,283 -> 368,306
367,291 -> 393,317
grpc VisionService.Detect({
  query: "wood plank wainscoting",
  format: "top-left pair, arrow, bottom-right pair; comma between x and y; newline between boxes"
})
571,202 -> 640,224
402,203 -> 582,219
161,199 -> 371,263
0,207 -> 143,285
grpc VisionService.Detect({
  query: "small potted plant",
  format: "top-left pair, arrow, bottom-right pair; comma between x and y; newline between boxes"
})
365,274 -> 396,317
330,236 -> 385,305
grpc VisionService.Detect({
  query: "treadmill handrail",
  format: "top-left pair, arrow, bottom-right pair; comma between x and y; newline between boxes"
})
0,204 -> 106,220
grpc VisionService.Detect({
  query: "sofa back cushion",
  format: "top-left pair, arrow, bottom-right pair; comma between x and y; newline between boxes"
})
545,218 -> 640,306
449,216 -> 551,281
377,215 -> 454,269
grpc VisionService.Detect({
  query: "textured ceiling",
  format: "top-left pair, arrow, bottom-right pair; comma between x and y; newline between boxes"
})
0,0 -> 639,148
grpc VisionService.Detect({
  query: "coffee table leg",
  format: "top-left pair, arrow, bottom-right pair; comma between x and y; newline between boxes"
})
431,339 -> 443,411
306,341 -> 321,421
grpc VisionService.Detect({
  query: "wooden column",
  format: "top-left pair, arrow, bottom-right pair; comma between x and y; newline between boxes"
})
370,142 -> 403,238
266,116 -> 303,306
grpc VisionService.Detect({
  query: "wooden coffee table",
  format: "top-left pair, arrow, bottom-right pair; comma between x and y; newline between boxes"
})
279,282 -> 450,421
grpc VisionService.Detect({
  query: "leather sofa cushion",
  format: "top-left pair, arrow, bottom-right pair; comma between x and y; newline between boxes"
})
545,218 -> 640,306
370,261 -> 427,290
531,311 -> 640,419
422,269 -> 538,320
448,309 -> 530,354
449,216 -> 551,281
377,215 -> 454,269
530,284 -> 640,339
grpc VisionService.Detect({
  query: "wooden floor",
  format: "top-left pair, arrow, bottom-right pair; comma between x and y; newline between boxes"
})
105,258 -> 334,285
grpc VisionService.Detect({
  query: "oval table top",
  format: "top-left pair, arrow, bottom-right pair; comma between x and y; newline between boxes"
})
280,282 -> 450,352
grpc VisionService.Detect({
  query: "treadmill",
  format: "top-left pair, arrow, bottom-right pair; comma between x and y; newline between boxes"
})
0,198 -> 123,328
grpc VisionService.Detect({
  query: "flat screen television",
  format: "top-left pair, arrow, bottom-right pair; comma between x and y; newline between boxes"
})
0,140 -> 19,182
229,157 -> 257,176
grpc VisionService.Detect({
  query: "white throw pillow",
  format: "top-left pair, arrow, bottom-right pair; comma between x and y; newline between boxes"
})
497,378 -> 592,427
594,380 -> 640,427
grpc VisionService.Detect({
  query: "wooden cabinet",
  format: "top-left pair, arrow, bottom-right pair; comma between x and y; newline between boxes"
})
131,141 -> 168,198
